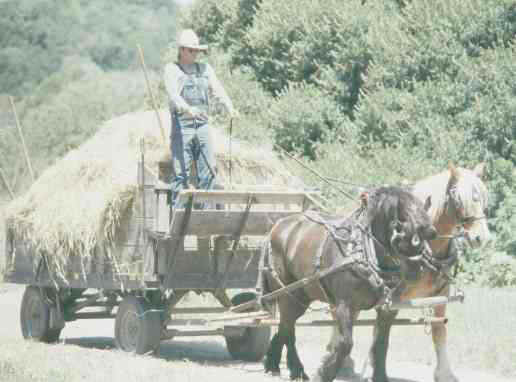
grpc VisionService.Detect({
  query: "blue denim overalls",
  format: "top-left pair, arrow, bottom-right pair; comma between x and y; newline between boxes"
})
170,63 -> 216,206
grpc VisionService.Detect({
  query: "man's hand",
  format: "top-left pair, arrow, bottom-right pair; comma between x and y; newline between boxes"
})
186,107 -> 208,121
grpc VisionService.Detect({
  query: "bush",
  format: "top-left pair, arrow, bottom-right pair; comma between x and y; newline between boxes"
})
267,83 -> 348,159
306,139 -> 440,207
365,0 -> 516,89
232,0 -> 377,96
0,1 -> 177,96
179,0 -> 239,45
459,248 -> 516,287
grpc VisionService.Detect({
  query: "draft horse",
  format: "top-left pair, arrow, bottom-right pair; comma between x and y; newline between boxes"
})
260,186 -> 437,382
330,163 -> 490,382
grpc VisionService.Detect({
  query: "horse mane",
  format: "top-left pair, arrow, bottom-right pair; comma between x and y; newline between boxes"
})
411,167 -> 488,221
364,186 -> 418,241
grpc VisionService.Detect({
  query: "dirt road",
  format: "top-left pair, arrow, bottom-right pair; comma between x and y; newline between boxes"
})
0,283 -> 511,382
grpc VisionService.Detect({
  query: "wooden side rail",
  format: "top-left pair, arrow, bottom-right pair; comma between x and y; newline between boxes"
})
175,190 -> 314,208
169,210 -> 295,236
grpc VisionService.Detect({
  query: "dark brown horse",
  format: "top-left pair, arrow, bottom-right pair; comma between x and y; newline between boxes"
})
260,186 -> 437,382
330,163 -> 490,382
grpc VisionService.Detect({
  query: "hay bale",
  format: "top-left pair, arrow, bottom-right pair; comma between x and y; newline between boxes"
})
5,110 -> 300,268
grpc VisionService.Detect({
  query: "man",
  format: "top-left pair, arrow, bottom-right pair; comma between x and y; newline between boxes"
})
164,29 -> 237,206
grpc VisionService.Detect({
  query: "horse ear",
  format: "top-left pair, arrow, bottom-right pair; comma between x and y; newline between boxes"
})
473,162 -> 486,179
424,196 -> 432,212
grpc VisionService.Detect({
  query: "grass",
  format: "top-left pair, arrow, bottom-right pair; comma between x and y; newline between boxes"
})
446,287 -> 516,376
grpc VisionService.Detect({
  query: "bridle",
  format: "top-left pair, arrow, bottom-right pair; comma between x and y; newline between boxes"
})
446,184 -> 488,242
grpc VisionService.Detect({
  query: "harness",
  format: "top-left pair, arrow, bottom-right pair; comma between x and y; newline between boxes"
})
303,209 -> 400,307
259,208 -> 400,312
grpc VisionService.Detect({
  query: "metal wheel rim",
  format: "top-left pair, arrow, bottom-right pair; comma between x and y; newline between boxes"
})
119,308 -> 141,352
25,293 -> 45,338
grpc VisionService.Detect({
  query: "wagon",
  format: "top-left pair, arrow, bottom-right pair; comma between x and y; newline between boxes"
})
2,155 -> 323,360
3,156 -> 465,363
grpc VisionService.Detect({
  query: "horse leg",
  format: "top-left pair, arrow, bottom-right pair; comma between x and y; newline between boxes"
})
370,308 -> 398,382
286,324 -> 309,380
432,304 -> 458,382
328,311 -> 359,379
264,295 -> 308,378
314,302 -> 354,382
264,330 -> 284,376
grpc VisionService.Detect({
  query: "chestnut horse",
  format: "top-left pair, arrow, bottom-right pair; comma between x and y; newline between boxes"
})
330,163 -> 490,382
261,186 -> 437,382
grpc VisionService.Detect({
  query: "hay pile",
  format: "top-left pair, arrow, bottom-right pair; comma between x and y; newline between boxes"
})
5,110 -> 301,266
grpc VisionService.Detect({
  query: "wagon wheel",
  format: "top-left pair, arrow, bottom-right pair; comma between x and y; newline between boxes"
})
114,295 -> 161,354
224,292 -> 271,362
20,286 -> 61,343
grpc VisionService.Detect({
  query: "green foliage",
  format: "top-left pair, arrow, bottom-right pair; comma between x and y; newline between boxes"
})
366,0 -> 516,89
230,0 -> 374,95
209,53 -> 274,143
267,83 -> 348,159
0,0 -> 176,95
308,139 -> 441,207
179,0 -> 239,45
491,162 -> 516,257
0,57 -> 153,192
459,247 -> 516,287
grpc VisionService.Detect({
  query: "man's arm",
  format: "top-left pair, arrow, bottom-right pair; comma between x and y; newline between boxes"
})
164,63 -> 194,115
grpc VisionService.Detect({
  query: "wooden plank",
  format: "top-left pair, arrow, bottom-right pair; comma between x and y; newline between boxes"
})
175,190 -> 311,207
154,190 -> 170,233
389,295 -> 464,310
246,317 -> 448,327
170,210 -> 296,236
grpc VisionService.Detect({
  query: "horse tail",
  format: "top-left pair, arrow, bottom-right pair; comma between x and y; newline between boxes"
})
257,235 -> 276,312
258,235 -> 272,295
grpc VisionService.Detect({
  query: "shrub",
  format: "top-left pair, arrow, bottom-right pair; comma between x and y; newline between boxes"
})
232,0 -> 378,96
179,0 -> 239,45
267,83 -> 348,159
365,0 -> 516,90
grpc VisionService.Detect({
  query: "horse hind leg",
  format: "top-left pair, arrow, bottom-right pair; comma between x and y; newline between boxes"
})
314,302 -> 354,382
286,323 -> 309,381
264,331 -> 284,376
264,293 -> 309,380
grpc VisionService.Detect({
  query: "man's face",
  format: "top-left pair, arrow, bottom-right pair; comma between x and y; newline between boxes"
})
181,47 -> 201,64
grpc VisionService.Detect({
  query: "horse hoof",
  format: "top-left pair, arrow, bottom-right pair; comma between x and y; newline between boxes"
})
290,371 -> 309,381
265,367 -> 281,377
434,372 -> 459,382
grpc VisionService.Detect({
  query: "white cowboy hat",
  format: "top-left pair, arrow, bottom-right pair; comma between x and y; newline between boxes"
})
177,29 -> 208,51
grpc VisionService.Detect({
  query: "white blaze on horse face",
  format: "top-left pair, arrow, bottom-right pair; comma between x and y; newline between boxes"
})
458,170 -> 491,248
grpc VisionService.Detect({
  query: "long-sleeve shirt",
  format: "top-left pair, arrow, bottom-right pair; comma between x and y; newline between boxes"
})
164,61 -> 234,116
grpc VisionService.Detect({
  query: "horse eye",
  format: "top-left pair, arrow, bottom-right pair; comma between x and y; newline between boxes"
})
411,234 -> 420,247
